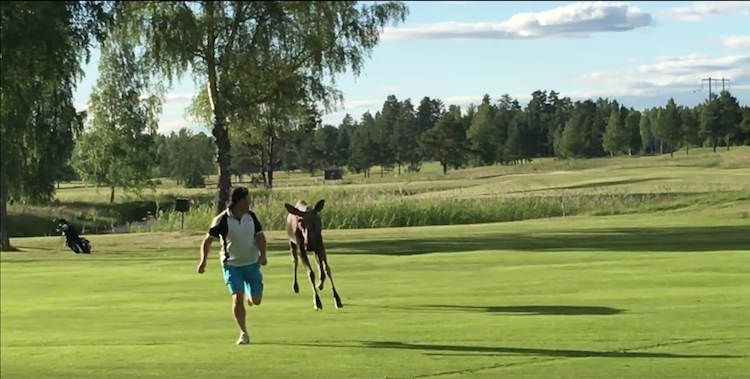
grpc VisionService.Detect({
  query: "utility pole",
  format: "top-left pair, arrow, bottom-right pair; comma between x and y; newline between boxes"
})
701,77 -> 731,98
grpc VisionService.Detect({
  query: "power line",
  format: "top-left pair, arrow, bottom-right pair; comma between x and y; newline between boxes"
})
700,77 -> 730,98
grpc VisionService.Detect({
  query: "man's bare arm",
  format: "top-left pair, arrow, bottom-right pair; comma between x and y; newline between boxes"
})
255,232 -> 267,259
200,236 -> 213,261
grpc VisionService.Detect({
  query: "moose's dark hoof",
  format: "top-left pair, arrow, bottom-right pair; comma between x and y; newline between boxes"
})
317,282 -> 325,291
314,296 -> 323,311
334,294 -> 343,309
293,283 -> 299,293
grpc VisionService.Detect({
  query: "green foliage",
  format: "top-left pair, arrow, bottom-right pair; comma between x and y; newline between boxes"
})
111,1 -> 410,212
558,100 -> 597,158
419,110 -> 467,174
602,106 -> 628,156
624,110 -> 642,155
680,107 -> 700,153
717,91 -> 743,148
0,1 -> 109,249
467,95 -> 500,166
700,97 -> 724,151
72,41 -> 160,202
155,129 -> 215,187
656,98 -> 682,157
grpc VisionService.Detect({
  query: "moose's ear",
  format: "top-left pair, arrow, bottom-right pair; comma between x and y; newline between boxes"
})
285,203 -> 304,216
313,199 -> 325,213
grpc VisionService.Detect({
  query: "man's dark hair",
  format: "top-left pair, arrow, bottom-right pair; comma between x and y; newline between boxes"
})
228,187 -> 250,209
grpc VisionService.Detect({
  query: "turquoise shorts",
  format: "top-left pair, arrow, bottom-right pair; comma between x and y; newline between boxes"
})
222,263 -> 263,296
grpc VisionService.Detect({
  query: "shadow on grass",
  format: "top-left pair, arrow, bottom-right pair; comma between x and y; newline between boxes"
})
348,303 -> 626,316
271,341 -> 741,359
324,225 -> 750,256
418,305 -> 625,316
513,177 -> 669,194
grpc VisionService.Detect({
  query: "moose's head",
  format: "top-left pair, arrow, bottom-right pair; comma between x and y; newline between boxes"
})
285,199 -> 325,249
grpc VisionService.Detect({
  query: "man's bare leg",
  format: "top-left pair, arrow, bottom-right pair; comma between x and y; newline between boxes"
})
232,292 -> 249,344
246,294 -> 263,306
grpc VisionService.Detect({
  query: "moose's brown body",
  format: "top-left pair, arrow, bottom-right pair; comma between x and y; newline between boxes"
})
285,199 -> 342,310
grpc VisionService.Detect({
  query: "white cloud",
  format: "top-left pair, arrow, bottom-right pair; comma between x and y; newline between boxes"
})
321,100 -> 379,124
661,1 -> 750,22
381,2 -> 653,41
75,92 -> 194,111
339,100 -> 377,110
574,53 -> 750,107
158,118 -> 199,134
720,36 -> 750,51
162,93 -> 194,102
324,53 -> 750,123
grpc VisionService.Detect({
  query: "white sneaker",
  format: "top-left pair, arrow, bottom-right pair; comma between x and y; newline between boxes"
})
236,333 -> 250,345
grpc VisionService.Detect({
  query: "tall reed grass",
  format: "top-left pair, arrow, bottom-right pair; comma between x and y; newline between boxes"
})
130,191 -> 743,233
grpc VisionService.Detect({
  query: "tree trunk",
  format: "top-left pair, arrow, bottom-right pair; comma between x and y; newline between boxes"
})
0,178 -> 12,251
205,8 -> 232,216
441,161 -> 448,175
109,187 -> 116,204
266,133 -> 275,189
686,144 -> 689,155
212,113 -> 232,215
260,139 -> 268,187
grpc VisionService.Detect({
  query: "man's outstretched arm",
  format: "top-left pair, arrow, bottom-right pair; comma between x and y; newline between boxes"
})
199,215 -> 225,273
255,232 -> 267,265
197,236 -> 212,273
251,211 -> 267,265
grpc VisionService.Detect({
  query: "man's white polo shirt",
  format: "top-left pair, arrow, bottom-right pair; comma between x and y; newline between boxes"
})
207,209 -> 264,267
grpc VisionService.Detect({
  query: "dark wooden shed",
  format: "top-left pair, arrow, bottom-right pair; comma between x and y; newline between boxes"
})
323,167 -> 343,181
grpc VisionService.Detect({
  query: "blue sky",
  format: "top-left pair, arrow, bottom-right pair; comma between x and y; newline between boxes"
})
72,1 -> 750,135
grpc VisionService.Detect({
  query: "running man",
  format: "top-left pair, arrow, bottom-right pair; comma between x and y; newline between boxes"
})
197,187 -> 268,345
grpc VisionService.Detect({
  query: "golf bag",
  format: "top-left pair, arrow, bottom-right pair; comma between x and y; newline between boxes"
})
55,218 -> 92,254
66,235 -> 91,254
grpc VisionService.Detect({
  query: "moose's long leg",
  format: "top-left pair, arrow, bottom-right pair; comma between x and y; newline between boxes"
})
314,252 -> 327,291
298,247 -> 323,310
290,242 -> 299,294
318,252 -> 343,309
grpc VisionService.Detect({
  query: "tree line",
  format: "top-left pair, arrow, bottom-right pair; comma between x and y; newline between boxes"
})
252,90 -> 749,178
88,89 -> 748,195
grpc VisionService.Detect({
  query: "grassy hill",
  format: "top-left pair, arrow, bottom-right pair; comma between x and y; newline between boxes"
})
7,147 -> 749,238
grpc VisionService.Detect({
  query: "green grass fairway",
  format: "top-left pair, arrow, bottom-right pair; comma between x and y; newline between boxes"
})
2,205 -> 749,379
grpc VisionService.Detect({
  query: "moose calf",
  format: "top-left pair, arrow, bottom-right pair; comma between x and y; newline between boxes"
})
284,199 -> 343,310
